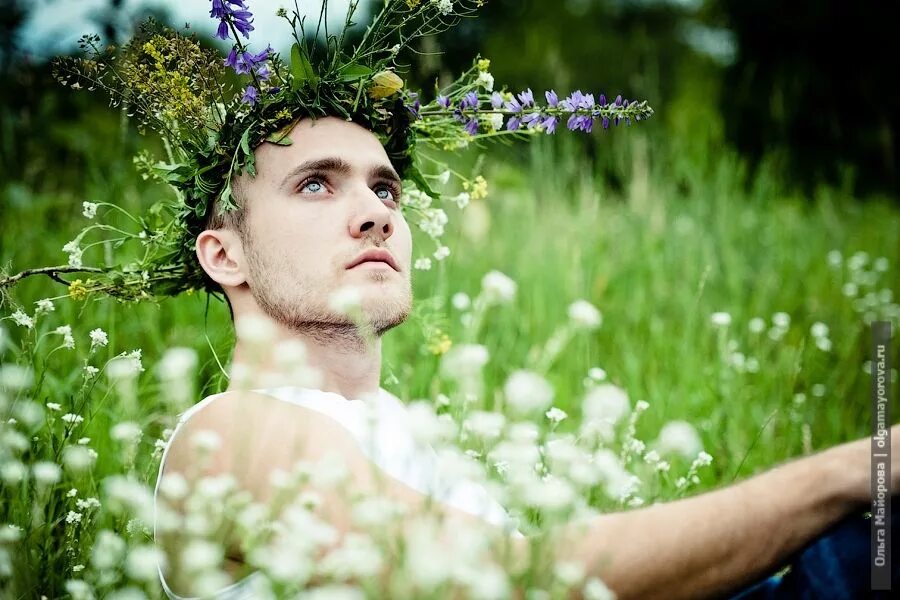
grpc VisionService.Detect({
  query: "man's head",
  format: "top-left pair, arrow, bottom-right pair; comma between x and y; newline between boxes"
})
196,116 -> 414,340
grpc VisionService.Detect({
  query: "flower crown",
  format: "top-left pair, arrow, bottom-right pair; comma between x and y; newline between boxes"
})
0,0 -> 653,302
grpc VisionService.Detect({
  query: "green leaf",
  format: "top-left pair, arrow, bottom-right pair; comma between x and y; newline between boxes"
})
339,63 -> 373,82
239,127 -> 252,157
408,167 -> 437,198
290,43 -> 318,91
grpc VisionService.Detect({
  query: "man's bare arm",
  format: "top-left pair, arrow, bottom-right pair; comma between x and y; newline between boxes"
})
555,428 -> 893,600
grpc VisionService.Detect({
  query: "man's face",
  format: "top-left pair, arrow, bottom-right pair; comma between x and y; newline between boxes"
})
235,116 -> 413,336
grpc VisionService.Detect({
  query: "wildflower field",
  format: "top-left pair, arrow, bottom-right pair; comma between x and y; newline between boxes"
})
1,119 -> 898,598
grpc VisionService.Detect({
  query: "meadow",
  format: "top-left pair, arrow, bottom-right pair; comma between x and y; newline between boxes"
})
1,116 -> 898,598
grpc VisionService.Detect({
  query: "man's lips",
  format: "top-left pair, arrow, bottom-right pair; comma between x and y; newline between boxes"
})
345,248 -> 400,272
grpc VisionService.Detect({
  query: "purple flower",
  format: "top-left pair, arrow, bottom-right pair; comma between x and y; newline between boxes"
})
231,10 -> 255,38
599,93 -> 607,106
241,85 -> 258,105
506,116 -> 521,131
545,90 -> 558,107
602,116 -> 610,130
490,91 -> 504,108
437,95 -> 451,109
255,64 -> 271,81
465,118 -> 479,136
269,86 -> 281,95
541,115 -> 558,134
459,91 -> 479,110
517,88 -> 534,107
503,97 -> 522,113
210,0 -> 227,18
224,47 -> 239,69
406,92 -> 421,119
215,19 -> 229,40
522,111 -> 543,129
614,94 -> 622,107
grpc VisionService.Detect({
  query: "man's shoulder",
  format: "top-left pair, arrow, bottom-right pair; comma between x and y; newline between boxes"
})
162,389 -> 369,497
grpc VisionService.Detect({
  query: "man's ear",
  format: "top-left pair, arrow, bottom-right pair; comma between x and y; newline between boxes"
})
196,229 -> 248,289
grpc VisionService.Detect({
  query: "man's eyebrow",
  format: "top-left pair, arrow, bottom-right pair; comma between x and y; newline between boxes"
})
279,156 -> 401,189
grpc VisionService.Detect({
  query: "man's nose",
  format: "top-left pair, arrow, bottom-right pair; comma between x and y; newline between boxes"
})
349,189 -> 394,241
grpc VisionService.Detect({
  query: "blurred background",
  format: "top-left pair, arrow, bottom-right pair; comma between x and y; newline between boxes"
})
1,0 -> 898,483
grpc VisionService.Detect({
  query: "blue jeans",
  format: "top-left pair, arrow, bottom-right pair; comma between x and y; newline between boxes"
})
728,504 -> 897,599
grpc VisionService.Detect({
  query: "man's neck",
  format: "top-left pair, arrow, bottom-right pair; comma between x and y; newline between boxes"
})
226,319 -> 383,401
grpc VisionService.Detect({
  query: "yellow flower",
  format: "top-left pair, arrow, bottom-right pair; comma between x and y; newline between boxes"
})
477,58 -> 491,72
68,279 -> 88,301
368,70 -> 404,99
428,331 -> 452,355
470,175 -> 488,200
185,287 -> 195,296
406,0 -> 422,7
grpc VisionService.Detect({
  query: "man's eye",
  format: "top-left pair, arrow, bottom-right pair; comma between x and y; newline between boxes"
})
299,178 -> 326,194
375,182 -> 402,202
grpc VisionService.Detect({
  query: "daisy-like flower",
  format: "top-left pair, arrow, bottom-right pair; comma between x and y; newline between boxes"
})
81,202 -> 98,219
35,298 -> 55,314
433,246 -> 450,261
546,406 -> 568,424
414,257 -> 432,270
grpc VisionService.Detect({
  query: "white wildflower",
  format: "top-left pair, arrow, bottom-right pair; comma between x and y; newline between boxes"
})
710,311 -> 732,327
654,420 -> 703,459
10,309 -> 33,329
63,445 -> 96,472
64,580 -> 95,600
488,112 -> 504,132
583,577 -> 616,600
1,461 -> 27,485
815,337 -> 832,352
437,170 -> 451,185
110,421 -> 143,445
463,410 -> 506,441
32,461 -> 62,486
433,0 -> 454,16
414,257 -> 433,270
191,429 -> 222,453
81,202 -> 98,219
582,383 -> 630,425
826,249 -> 842,267
157,347 -> 198,381
53,325 -> 75,349
568,299 -> 603,330
440,343 -> 489,380
476,70 -> 494,91
452,191 -> 471,209
83,365 -> 99,378
810,322 -> 829,338
419,207 -> 448,237
125,545 -> 166,582
772,312 -> 791,328
545,406 -> 568,424
748,317 -> 766,333
65,511 -> 83,525
588,367 -> 607,382
433,245 -> 450,261
452,292 -> 471,310
481,270 -> 517,305
91,530 -> 126,570
0,364 -> 33,390
35,298 -> 55,314
67,488 -> 78,498
88,328 -> 108,349
61,413 -> 84,425
503,370 -> 554,417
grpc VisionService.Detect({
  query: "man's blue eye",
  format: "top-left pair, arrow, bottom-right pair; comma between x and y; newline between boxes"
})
300,180 -> 324,193
376,187 -> 392,200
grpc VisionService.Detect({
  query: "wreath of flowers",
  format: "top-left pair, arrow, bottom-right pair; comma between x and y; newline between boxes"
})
0,0 -> 653,303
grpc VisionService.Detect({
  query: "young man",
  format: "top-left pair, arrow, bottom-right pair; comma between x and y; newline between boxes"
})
155,114 -> 899,599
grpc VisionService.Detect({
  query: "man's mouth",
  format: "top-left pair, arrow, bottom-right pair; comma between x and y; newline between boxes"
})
345,248 -> 400,272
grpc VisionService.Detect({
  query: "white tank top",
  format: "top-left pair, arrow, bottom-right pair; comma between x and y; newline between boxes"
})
153,386 -> 523,599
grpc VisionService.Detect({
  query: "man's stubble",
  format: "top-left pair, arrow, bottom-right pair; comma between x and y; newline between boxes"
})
242,230 -> 413,348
